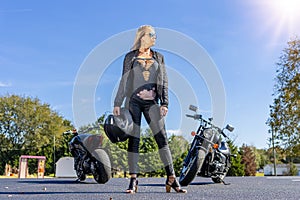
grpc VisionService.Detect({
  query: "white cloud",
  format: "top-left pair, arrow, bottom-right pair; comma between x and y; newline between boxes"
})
0,82 -> 11,87
167,129 -> 183,136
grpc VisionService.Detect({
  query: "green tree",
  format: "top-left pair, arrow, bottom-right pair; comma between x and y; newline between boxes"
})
267,38 -> 300,159
173,149 -> 188,177
139,128 -> 164,177
0,95 -> 72,175
254,148 -> 269,170
168,135 -> 189,176
287,162 -> 299,176
227,140 -> 245,176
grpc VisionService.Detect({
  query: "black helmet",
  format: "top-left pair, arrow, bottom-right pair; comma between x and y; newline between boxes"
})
104,108 -> 133,143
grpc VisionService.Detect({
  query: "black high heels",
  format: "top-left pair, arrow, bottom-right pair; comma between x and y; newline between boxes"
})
165,176 -> 187,193
126,177 -> 138,194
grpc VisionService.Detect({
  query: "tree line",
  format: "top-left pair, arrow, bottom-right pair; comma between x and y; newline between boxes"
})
0,94 -> 296,177
0,38 -> 299,177
267,38 -> 300,165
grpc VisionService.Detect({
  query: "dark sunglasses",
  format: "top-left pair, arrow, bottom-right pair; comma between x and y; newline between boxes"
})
148,32 -> 157,38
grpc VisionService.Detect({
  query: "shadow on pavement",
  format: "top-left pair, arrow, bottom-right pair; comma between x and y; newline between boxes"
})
189,181 -> 214,186
18,179 -> 98,184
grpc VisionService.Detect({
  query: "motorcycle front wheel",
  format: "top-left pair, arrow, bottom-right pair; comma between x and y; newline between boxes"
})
91,149 -> 111,184
179,149 -> 206,186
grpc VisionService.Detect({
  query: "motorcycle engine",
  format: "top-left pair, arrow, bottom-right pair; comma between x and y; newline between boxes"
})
212,153 -> 227,173
83,158 -> 91,171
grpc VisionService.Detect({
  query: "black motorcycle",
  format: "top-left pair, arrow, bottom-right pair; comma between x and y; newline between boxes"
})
179,105 -> 234,186
63,129 -> 111,184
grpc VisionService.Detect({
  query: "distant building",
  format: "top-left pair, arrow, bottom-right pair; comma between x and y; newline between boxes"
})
55,157 -> 77,178
264,164 -> 300,176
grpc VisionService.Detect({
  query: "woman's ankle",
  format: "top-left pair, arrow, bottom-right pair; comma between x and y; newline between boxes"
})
130,174 -> 137,179
168,175 -> 175,181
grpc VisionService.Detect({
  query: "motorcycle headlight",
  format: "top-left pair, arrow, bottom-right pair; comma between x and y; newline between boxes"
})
203,128 -> 220,142
203,129 -> 213,139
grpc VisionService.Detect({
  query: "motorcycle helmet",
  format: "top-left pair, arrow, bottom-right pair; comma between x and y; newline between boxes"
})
104,108 -> 133,143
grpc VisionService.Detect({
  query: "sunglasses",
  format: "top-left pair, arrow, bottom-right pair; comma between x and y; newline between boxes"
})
148,32 -> 157,38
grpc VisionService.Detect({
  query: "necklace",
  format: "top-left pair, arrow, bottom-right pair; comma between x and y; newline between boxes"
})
139,48 -> 151,56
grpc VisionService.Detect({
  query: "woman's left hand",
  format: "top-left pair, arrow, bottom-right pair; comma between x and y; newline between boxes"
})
160,106 -> 168,117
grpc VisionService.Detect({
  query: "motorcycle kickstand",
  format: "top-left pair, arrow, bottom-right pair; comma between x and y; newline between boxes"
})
221,179 -> 231,185
75,178 -> 81,183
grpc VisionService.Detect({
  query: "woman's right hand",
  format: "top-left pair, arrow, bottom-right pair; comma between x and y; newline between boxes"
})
113,106 -> 120,116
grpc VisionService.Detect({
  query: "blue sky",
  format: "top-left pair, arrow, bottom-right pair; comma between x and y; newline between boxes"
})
1,0 -> 299,149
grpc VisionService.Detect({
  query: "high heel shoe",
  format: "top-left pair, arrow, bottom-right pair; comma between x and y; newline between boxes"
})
165,176 -> 187,193
126,177 -> 138,194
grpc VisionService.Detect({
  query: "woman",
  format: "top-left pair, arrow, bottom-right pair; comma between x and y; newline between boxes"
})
113,25 -> 186,194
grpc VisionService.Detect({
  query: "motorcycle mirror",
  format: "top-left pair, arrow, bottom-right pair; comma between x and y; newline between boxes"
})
189,105 -> 198,112
225,124 -> 234,132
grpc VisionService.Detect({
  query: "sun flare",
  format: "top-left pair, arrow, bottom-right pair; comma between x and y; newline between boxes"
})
262,0 -> 300,42
272,0 -> 300,18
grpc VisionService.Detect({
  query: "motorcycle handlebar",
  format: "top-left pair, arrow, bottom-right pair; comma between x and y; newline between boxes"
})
220,130 -> 229,139
185,114 -> 202,120
186,113 -> 230,139
186,114 -> 212,125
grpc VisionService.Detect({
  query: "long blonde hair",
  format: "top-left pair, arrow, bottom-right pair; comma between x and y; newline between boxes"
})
131,25 -> 154,50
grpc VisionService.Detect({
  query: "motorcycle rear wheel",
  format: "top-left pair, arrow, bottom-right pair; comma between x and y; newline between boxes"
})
91,149 -> 111,184
179,149 -> 206,186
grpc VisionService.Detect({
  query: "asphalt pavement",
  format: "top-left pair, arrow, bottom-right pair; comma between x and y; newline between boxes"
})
0,176 -> 300,200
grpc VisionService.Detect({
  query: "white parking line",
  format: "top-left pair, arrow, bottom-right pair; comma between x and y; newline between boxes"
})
266,177 -> 300,182
266,177 -> 296,179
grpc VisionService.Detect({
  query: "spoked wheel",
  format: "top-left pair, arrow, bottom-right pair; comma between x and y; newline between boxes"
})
179,149 -> 206,186
91,149 -> 111,184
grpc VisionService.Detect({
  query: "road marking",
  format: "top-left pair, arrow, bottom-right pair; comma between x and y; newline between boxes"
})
267,177 -> 299,179
266,177 -> 300,182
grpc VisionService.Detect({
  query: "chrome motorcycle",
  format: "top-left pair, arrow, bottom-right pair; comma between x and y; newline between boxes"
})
179,105 -> 234,186
63,129 -> 111,184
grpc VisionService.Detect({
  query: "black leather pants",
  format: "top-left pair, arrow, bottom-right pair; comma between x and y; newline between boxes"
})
127,97 -> 175,176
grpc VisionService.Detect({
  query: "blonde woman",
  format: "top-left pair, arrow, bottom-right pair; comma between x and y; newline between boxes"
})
113,25 -> 187,194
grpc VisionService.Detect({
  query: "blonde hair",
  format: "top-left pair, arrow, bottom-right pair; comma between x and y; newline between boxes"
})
131,25 -> 155,50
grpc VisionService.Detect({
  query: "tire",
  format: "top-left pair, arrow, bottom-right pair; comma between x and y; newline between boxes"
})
179,149 -> 206,186
91,149 -> 111,184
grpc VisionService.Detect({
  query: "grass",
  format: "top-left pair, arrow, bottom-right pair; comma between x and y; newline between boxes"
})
0,173 -> 54,178
0,174 -> 18,178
